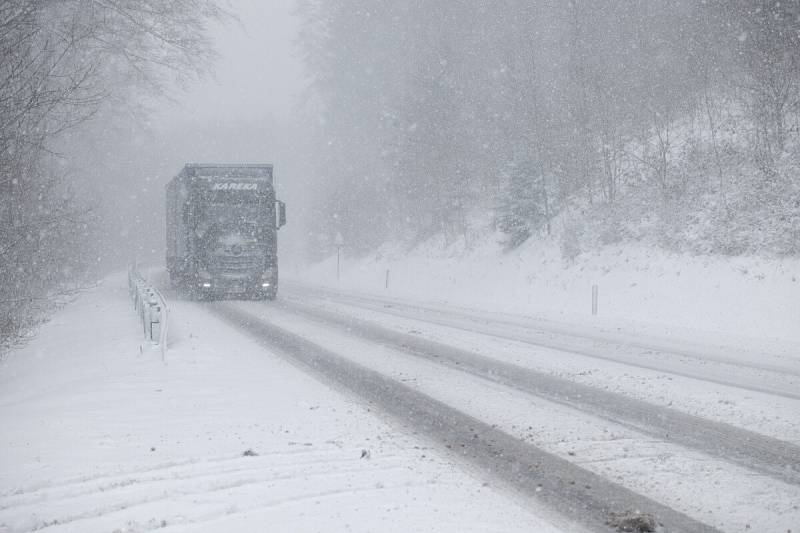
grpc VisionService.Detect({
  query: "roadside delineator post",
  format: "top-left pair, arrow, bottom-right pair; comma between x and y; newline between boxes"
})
591,284 -> 598,316
334,232 -> 344,283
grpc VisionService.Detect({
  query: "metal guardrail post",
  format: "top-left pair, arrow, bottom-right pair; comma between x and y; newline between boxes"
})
150,305 -> 161,343
128,263 -> 169,360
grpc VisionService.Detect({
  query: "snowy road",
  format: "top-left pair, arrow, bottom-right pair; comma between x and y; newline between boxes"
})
278,283 -> 800,445
274,286 -> 800,483
212,303 -> 720,533
214,283 -> 800,532
2,277 -> 799,532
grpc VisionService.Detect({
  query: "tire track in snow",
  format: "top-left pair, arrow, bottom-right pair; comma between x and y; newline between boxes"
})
40,481 -> 438,533
1,447 -> 367,499
0,451 -> 392,513
273,297 -> 800,488
1,456 -> 403,532
211,302 -> 721,533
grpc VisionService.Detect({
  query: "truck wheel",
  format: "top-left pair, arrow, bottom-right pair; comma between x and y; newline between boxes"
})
186,283 -> 209,301
260,289 -> 277,301
197,290 -> 214,302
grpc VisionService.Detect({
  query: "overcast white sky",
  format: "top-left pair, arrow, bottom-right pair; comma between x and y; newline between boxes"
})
158,0 -> 305,126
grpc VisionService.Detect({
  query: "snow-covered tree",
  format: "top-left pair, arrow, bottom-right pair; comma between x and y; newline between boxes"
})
0,0 -> 225,348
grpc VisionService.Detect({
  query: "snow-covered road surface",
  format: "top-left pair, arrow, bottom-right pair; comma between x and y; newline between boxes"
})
220,295 -> 800,532
268,293 -> 800,486
211,303 -> 719,533
2,275 -> 799,532
281,283 -> 800,443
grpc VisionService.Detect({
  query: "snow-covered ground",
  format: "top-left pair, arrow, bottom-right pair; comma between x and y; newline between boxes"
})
296,236 -> 800,349
3,237 -> 798,532
0,274 -> 566,533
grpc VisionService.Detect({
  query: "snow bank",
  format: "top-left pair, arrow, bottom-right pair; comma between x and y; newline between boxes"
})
296,236 -> 800,347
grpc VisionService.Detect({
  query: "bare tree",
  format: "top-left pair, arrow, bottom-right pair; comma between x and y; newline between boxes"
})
0,0 -> 226,349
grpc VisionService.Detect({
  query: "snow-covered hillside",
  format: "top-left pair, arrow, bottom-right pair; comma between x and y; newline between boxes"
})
297,235 -> 800,347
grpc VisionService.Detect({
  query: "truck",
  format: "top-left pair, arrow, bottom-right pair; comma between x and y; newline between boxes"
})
165,163 -> 286,300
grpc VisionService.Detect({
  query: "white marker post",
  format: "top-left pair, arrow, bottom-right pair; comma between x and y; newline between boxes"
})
334,232 -> 344,283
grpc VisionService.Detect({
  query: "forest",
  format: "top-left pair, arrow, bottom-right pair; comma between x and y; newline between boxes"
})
297,0 -> 800,258
0,0 -> 224,345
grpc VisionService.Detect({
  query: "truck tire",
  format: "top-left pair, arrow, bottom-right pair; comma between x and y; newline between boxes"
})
256,288 -> 277,301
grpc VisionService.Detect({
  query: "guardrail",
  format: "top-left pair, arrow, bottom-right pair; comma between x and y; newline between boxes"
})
128,264 -> 168,359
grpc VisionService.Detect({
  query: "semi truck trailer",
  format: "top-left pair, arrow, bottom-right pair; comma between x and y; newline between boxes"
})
166,163 -> 286,299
